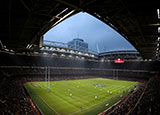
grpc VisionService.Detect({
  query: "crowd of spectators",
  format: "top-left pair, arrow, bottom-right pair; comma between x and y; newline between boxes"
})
132,76 -> 160,115
0,68 -> 99,115
26,75 -> 98,82
0,76 -> 35,115
0,66 -> 150,82
107,83 -> 145,115
104,75 -> 160,115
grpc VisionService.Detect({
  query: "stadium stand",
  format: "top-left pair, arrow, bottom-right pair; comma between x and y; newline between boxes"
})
107,83 -> 146,115
1,69 -> 159,115
131,75 -> 160,115
0,76 -> 35,115
103,75 -> 160,115
0,51 -> 159,114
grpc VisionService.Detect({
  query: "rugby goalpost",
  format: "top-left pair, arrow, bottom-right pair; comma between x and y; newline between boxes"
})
113,69 -> 118,80
45,66 -> 50,92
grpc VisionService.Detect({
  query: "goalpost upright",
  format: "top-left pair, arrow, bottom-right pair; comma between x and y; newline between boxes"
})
45,66 -> 51,92
48,66 -> 50,92
45,66 -> 47,90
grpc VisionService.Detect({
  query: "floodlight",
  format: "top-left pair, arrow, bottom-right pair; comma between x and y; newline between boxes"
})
60,54 -> 65,57
158,27 -> 160,33
75,56 -> 79,58
81,57 -> 85,59
101,59 -> 104,62
68,55 -> 72,58
157,9 -> 160,19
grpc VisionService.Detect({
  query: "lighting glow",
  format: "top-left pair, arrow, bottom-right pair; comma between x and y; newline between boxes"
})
149,59 -> 152,61
78,52 -> 82,55
144,59 -> 148,61
158,27 -> 160,33
60,54 -> 65,57
157,9 -> 160,19
91,55 -> 95,57
52,53 -> 57,56
70,50 -> 74,53
43,52 -> 47,55
75,56 -> 79,58
101,59 -> 104,62
60,49 -> 65,52
85,53 -> 89,56
5,48 -> 9,51
81,57 -> 85,59
68,55 -> 72,58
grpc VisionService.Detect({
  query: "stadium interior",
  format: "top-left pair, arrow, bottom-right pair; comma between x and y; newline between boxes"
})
0,0 -> 160,115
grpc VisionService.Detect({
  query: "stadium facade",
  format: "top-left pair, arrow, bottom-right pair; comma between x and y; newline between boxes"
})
99,50 -> 142,61
40,40 -> 142,61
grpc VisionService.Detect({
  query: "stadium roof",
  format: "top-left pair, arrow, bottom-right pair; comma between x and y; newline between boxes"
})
1,0 -> 160,60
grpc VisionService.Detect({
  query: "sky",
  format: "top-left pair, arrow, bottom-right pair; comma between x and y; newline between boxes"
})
44,12 -> 136,53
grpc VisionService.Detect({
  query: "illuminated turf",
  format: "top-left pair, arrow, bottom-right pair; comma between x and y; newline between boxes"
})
24,78 -> 138,115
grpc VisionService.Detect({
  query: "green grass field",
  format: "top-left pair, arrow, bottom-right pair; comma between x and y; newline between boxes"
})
24,78 -> 138,115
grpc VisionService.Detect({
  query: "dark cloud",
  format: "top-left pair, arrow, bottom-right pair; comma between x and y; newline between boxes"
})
44,12 -> 136,53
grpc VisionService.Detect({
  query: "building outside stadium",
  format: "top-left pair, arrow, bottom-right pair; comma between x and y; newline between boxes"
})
68,38 -> 88,52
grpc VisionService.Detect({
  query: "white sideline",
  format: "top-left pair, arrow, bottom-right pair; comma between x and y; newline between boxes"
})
34,103 -> 44,115
39,95 -> 60,115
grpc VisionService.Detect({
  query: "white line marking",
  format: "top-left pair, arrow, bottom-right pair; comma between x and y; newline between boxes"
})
69,84 -> 136,115
69,100 -> 105,115
39,95 -> 60,115
37,83 -> 79,111
35,103 -> 44,115
50,93 -> 79,110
